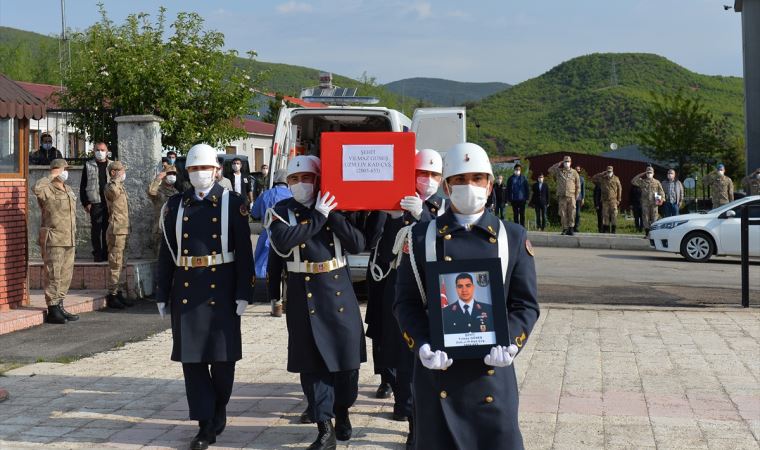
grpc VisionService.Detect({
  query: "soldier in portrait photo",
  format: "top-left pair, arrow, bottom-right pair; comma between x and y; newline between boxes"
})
441,272 -> 495,337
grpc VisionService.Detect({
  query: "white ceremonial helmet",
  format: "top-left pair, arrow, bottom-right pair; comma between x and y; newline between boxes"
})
287,155 -> 321,176
415,148 -> 443,174
442,142 -> 493,180
185,144 -> 220,168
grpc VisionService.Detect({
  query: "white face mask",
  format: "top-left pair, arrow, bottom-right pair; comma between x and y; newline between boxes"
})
120,172 -> 126,182
668,174 -> 675,181
290,182 -> 315,205
95,150 -> 107,161
607,171 -> 613,178
232,164 -> 241,173
189,170 -> 215,190
563,162 -> 570,169
646,173 -> 653,179
448,184 -> 488,215
755,173 -> 760,180
166,175 -> 177,185
57,170 -> 69,182
416,176 -> 439,199
515,170 -> 521,176
718,170 -> 725,176
538,178 -> 544,184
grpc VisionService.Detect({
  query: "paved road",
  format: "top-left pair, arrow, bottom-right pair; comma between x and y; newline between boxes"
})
0,304 -> 758,449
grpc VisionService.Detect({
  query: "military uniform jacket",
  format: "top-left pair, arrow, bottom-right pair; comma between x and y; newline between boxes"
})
742,173 -> 760,196
592,174 -> 622,204
365,195 -> 445,368
156,183 -> 254,363
631,176 -> 665,206
104,180 -> 130,235
703,172 -> 734,205
33,176 -> 77,247
442,300 -> 494,334
147,179 -> 179,234
548,165 -> 580,199
268,198 -> 367,373
394,209 -> 539,450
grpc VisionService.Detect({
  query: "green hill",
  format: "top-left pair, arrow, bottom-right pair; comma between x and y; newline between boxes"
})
384,77 -> 511,106
0,26 -> 417,112
469,53 -> 744,156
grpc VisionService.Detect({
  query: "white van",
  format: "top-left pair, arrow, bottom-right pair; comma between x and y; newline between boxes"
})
267,105 -> 467,282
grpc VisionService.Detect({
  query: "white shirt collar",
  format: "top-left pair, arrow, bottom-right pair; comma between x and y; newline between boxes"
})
453,211 -> 485,230
194,186 -> 213,201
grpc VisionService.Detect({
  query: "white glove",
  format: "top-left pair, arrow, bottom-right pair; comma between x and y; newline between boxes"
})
419,343 -> 453,370
157,302 -> 166,319
236,300 -> 248,316
400,195 -> 423,220
484,345 -> 518,367
315,191 -> 338,218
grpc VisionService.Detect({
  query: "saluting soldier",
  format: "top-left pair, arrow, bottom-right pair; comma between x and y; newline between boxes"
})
156,144 -> 254,450
364,148 -> 446,447
631,166 -> 666,237
591,166 -> 623,233
394,142 -> 540,450
33,159 -> 79,324
703,163 -> 734,208
148,164 -> 180,252
742,168 -> 760,196
266,155 -> 366,450
548,155 -> 581,235
104,161 -> 133,308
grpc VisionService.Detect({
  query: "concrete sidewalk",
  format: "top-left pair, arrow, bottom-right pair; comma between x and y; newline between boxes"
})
528,230 -> 653,251
0,304 -> 758,449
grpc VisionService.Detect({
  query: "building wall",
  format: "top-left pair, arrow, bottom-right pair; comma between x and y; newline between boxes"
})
224,133 -> 273,171
0,179 -> 28,309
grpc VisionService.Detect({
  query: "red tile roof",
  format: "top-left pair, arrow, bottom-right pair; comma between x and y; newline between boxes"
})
240,118 -> 275,136
15,81 -> 62,108
0,74 -> 46,119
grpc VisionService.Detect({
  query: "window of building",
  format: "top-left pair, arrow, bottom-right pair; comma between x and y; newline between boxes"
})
226,146 -> 237,154
0,118 -> 20,174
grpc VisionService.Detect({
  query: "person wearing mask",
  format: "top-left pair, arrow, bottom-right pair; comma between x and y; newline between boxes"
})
251,169 -> 293,317
741,168 -> 760,196
631,166 -> 665,237
506,163 -> 530,226
253,164 -> 270,200
493,175 -> 507,219
33,159 -> 79,324
156,143 -> 254,450
702,163 -> 734,208
266,155 -> 366,449
661,169 -> 684,218
80,142 -> 112,262
364,148 -> 447,448
226,157 -> 253,205
162,150 -> 190,192
394,142 -> 539,450
30,132 -> 63,166
629,184 -> 643,232
591,166 -> 623,233
215,158 -> 233,191
548,156 -> 581,235
148,165 -> 180,253
530,174 -> 549,231
573,165 -> 586,232
104,161 -> 133,309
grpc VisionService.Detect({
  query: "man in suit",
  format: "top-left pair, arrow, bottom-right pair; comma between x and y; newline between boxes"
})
226,157 -> 253,206
441,273 -> 494,335
529,174 -> 549,231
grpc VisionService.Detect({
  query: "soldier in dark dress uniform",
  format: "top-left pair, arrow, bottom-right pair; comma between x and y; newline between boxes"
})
364,148 -> 446,447
266,155 -> 366,450
394,142 -> 540,450
156,144 -> 254,450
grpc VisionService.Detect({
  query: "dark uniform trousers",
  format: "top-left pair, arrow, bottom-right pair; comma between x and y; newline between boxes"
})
364,196 -> 445,417
90,202 -> 109,258
394,209 -> 539,450
268,198 -> 367,423
157,183 -> 254,423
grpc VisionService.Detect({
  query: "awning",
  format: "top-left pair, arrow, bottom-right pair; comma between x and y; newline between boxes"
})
0,73 -> 47,120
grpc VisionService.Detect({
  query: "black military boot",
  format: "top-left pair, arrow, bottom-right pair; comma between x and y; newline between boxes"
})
59,302 -> 79,321
213,402 -> 227,435
644,228 -> 650,238
567,228 -> 575,236
406,416 -> 415,450
611,225 -> 617,234
46,304 -> 67,324
308,420 -> 336,450
106,293 -> 126,309
189,420 -> 216,450
334,408 -> 352,441
375,381 -> 392,399
561,228 -> 567,235
116,291 -> 135,307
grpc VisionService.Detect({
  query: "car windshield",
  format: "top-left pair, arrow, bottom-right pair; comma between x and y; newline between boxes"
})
707,197 -> 750,214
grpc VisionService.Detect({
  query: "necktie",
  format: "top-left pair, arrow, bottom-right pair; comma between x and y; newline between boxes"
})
464,304 -> 470,316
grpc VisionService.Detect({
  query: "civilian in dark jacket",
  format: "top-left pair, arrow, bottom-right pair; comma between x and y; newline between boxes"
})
29,133 -> 63,166
493,175 -> 507,219
506,164 -> 530,226
630,184 -> 643,232
529,174 -> 549,230
573,165 -> 585,232
593,183 -> 603,233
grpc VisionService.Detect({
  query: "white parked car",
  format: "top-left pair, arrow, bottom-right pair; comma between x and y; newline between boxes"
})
649,195 -> 760,262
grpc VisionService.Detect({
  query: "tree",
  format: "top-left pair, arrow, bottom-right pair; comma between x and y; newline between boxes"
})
60,4 -> 264,152
639,89 -> 734,178
262,93 -> 285,124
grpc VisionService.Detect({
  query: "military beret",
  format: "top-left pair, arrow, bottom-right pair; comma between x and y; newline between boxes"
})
50,159 -> 68,169
109,160 -> 127,171
717,163 -> 725,170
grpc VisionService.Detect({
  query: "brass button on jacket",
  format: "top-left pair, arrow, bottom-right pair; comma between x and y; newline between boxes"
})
184,282 -> 189,287
485,395 -> 494,403
182,299 -> 188,304
307,293 -> 313,298
305,276 -> 311,281
183,233 -> 189,239
440,391 -> 448,399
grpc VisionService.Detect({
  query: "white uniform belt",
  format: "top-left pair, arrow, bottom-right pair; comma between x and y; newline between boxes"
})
178,252 -> 235,268
286,256 -> 346,274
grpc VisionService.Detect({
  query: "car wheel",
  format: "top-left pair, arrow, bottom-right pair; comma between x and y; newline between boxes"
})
680,232 -> 714,262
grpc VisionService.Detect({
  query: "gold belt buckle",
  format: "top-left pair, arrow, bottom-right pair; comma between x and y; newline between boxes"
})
193,256 -> 206,267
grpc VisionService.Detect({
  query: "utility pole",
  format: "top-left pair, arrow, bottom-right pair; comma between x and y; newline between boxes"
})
734,0 -> 760,175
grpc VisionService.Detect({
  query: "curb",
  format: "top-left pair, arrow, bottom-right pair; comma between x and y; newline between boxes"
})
527,231 -> 653,251
0,389 -> 8,402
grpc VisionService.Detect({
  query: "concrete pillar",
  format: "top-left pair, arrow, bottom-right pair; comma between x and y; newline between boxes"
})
115,115 -> 163,259
739,0 -> 760,174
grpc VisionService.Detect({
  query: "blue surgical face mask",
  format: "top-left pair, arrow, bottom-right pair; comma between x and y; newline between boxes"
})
168,157 -> 176,165
42,143 -> 52,150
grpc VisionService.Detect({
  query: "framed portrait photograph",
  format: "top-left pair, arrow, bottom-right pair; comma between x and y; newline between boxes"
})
425,258 -> 510,359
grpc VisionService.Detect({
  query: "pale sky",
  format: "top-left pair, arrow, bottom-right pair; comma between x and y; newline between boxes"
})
0,0 -> 745,85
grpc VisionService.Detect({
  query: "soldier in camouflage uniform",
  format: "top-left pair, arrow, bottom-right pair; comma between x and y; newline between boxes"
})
592,166 -> 622,233
33,159 -> 79,324
631,166 -> 665,237
548,155 -> 581,235
104,161 -> 133,309
741,168 -> 760,196
148,165 -> 180,251
702,164 -> 734,208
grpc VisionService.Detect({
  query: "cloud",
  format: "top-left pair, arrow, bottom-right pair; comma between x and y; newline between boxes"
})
277,2 -> 313,14
447,10 -> 471,20
403,1 -> 432,19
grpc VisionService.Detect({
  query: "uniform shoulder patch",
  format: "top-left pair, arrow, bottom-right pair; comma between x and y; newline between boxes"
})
402,240 -> 409,254
240,205 -> 250,217
525,239 -> 535,257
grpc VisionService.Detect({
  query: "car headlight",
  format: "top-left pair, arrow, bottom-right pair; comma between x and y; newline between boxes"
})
652,220 -> 688,231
